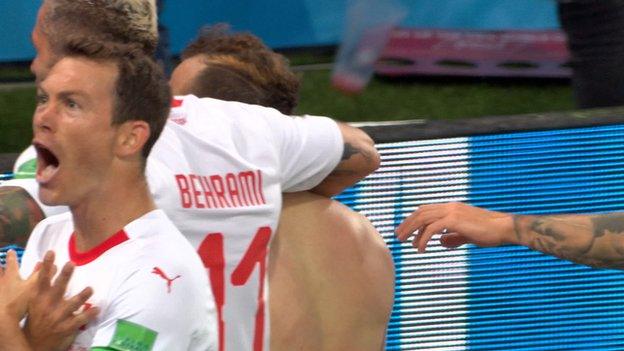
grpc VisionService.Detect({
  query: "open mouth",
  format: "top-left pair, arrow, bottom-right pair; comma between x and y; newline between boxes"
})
34,142 -> 60,184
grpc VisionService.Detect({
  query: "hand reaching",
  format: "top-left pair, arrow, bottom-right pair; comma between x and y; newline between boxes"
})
395,202 -> 516,252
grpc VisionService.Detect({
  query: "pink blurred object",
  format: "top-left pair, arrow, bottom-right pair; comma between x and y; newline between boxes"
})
331,0 -> 407,94
376,28 -> 571,78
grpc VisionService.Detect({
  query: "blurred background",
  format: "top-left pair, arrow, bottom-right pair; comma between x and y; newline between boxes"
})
0,0 -> 578,153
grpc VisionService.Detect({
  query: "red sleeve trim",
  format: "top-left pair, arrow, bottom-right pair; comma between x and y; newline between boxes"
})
69,230 -> 129,266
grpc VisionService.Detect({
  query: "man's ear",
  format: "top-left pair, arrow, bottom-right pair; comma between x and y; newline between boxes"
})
115,120 -> 150,158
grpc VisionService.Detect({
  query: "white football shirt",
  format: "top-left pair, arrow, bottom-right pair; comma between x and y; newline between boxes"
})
146,95 -> 343,351
20,209 -> 217,351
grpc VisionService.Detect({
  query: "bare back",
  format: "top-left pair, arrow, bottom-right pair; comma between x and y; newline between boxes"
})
269,192 -> 395,351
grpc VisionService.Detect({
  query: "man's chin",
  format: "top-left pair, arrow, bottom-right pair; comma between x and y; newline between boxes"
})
38,189 -> 63,207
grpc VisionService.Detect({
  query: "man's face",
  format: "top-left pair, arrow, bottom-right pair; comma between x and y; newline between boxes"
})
31,4 -> 54,80
169,55 -> 206,95
33,57 -> 120,207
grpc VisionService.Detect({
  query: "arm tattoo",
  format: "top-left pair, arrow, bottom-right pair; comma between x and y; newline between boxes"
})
328,143 -> 370,177
0,187 -> 45,247
592,213 -> 624,237
337,142 -> 376,170
341,143 -> 360,161
513,213 -> 624,269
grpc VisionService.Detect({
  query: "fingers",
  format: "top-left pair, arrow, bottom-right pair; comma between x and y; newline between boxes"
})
68,305 -> 100,331
60,288 -> 98,332
63,287 -> 93,317
37,251 -> 56,290
439,233 -> 468,248
414,220 -> 448,253
50,262 -> 75,301
5,250 -> 19,275
395,207 -> 426,241
396,204 -> 449,241
395,203 -> 474,252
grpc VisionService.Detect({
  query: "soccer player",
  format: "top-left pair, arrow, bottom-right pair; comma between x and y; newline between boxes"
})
171,27 -> 395,350
20,41 -> 216,350
1,1 -> 382,350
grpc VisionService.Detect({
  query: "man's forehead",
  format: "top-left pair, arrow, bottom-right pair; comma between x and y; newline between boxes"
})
41,57 -> 118,92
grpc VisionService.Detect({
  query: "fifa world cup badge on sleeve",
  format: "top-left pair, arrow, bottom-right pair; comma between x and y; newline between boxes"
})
108,320 -> 157,351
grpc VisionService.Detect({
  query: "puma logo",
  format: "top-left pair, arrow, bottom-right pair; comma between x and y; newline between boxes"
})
151,267 -> 181,293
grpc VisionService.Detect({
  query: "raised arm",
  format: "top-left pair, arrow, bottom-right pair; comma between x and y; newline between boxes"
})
395,202 -> 624,270
0,186 -> 45,247
311,123 -> 380,197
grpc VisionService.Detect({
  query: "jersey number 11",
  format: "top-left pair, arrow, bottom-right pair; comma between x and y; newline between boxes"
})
198,227 -> 272,351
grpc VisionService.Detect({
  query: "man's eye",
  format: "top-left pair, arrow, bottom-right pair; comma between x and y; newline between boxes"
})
66,100 -> 79,109
35,94 -> 48,105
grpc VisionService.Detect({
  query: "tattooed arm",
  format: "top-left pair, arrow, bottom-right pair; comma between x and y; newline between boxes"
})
395,202 -> 624,270
311,123 -> 380,197
513,214 -> 624,269
0,187 -> 45,247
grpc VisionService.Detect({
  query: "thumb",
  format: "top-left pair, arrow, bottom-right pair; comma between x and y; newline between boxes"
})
439,233 -> 469,248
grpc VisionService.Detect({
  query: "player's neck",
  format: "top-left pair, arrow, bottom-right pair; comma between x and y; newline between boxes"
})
70,171 -> 155,252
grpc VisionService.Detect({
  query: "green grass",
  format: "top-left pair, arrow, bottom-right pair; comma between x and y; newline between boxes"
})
295,71 -> 574,121
0,65 -> 35,82
0,64 -> 575,153
0,86 -> 36,153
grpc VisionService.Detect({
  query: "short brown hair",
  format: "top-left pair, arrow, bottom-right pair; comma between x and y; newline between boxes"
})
181,25 -> 300,114
42,0 -> 158,56
62,40 -> 171,159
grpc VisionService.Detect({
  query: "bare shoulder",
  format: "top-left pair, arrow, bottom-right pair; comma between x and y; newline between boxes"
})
280,192 -> 391,269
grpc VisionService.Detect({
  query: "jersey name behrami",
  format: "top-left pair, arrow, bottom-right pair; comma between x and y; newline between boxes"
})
175,169 -> 266,209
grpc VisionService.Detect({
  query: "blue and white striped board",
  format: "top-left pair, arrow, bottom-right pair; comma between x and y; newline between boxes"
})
0,245 -> 25,267
336,123 -> 624,350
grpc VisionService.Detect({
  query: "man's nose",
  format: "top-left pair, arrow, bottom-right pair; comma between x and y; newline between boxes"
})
33,103 -> 55,134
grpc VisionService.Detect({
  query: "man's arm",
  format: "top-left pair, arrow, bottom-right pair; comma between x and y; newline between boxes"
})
395,202 -> 624,270
311,123 -> 380,197
513,213 -> 624,269
0,187 -> 45,247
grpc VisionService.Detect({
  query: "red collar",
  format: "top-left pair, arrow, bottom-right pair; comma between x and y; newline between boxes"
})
69,230 -> 129,266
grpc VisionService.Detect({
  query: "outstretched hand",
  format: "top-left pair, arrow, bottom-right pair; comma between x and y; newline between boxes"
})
25,251 -> 99,351
395,202 -> 516,252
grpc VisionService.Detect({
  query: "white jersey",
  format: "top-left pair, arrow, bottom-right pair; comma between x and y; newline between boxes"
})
146,96 -> 343,351
11,95 -> 343,351
13,144 -> 36,179
20,209 -> 217,351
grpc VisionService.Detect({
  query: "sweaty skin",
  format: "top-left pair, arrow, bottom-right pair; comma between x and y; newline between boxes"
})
269,192 -> 394,351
